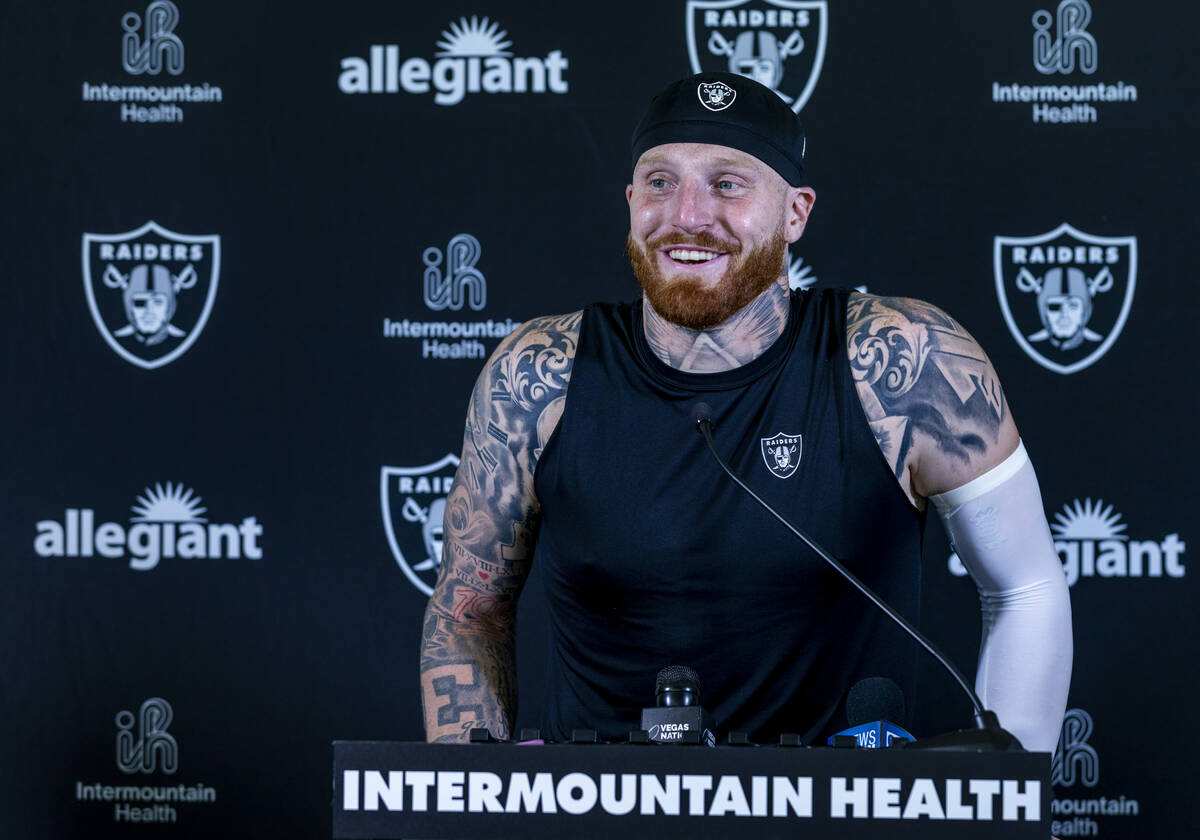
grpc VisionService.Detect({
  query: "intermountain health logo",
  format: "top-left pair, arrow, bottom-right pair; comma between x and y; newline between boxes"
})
117,698 -> 177,774
686,0 -> 827,113
339,15 -> 568,105
1049,708 -> 1141,836
34,482 -> 263,571
81,2 -> 224,123
990,1 -> 1137,124
949,498 -> 1185,587
83,221 -> 220,369
381,233 -> 519,360
75,697 -> 218,824
994,223 -> 1136,374
381,457 -> 458,596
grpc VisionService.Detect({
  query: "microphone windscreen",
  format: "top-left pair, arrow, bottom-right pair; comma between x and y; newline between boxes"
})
846,677 -> 906,726
689,402 -> 714,425
656,665 -> 700,694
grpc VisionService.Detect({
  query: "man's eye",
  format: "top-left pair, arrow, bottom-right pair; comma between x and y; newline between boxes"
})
649,177 -> 668,189
717,180 -> 738,190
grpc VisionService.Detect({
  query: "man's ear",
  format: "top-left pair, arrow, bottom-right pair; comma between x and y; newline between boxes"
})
784,187 -> 816,244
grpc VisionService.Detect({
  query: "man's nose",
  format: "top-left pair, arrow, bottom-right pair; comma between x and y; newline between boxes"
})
671,180 -> 714,232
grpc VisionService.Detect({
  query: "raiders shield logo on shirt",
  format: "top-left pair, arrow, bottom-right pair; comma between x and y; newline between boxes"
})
761,432 -> 803,478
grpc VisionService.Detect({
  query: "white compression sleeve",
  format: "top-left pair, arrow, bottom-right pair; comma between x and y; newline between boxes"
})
930,441 -> 1073,754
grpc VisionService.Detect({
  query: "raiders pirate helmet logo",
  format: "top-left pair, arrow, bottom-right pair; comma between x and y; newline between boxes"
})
697,80 -> 737,110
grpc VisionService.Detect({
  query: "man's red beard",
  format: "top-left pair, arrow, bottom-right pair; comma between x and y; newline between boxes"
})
626,229 -> 787,330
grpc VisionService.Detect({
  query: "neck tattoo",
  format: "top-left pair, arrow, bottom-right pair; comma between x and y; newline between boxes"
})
643,279 -> 791,373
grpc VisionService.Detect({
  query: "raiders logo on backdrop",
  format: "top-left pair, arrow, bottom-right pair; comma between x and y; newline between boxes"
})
381,455 -> 459,596
697,80 -> 737,110
686,0 -> 827,114
761,432 -> 802,478
994,222 -> 1136,375
82,221 -> 220,369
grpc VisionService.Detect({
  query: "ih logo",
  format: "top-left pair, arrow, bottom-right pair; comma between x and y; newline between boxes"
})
423,233 -> 486,312
381,456 -> 459,595
994,222 -> 1135,374
761,432 -> 802,479
83,221 -> 220,369
686,0 -> 827,113
1033,0 -> 1097,75
116,697 -> 178,775
122,1 -> 185,76
1052,708 -> 1098,787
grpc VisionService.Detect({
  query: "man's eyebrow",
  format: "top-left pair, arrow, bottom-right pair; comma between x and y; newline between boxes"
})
635,154 -> 673,170
708,156 -> 757,170
636,154 -> 759,173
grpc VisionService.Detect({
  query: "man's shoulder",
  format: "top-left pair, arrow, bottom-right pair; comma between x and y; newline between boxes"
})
484,310 -> 583,414
843,292 -> 1017,500
845,291 -> 961,331
495,311 -> 583,356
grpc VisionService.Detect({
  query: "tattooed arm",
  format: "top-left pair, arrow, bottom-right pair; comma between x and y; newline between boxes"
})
848,294 -> 1072,753
420,312 -> 581,742
845,293 -> 1020,505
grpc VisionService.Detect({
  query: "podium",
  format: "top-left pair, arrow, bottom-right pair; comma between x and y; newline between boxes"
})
332,740 -> 1050,838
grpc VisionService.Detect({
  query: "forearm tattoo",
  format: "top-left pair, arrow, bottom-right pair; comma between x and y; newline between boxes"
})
419,311 -> 580,742
846,294 -> 1009,492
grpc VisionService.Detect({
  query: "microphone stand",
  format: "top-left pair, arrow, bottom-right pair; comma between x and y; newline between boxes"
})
695,416 -> 1022,751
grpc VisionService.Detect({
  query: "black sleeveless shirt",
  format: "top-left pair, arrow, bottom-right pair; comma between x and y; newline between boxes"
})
533,289 -> 925,743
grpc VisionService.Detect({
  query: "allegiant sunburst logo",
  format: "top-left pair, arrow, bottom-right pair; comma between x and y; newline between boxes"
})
34,482 -> 262,570
949,498 -> 1184,586
337,15 -> 569,106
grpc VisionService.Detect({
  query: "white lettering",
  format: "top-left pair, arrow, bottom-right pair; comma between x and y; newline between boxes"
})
505,773 -> 557,813
405,771 -> 435,811
599,774 -> 637,815
830,777 -> 869,819
343,770 -> 359,811
944,779 -> 975,819
437,771 -> 465,812
873,778 -> 902,819
364,770 -> 404,811
970,779 -> 1001,820
639,775 -> 680,816
680,775 -> 711,815
773,777 -> 813,817
902,778 -> 946,820
1002,780 -> 1040,821
708,776 -> 751,817
555,773 -> 597,815
467,772 -> 504,813
338,57 -> 369,93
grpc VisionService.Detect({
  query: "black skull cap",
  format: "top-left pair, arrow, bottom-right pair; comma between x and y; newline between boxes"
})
631,71 -> 807,187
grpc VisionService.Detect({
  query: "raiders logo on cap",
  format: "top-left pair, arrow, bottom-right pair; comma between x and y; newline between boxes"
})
697,80 -> 736,111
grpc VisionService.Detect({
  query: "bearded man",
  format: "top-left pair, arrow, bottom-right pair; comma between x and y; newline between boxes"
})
419,72 -> 1072,753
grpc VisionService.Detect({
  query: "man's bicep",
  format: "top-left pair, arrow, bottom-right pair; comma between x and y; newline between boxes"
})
430,310 -> 581,613
847,294 -> 1019,499
430,360 -> 540,628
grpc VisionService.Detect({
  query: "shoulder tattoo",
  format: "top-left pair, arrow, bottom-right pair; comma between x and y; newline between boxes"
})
846,294 -> 1008,482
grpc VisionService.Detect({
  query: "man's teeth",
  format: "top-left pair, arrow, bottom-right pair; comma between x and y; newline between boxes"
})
668,249 -> 720,263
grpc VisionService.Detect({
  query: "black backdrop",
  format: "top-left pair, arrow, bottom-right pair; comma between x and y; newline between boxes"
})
3,1 -> 1197,837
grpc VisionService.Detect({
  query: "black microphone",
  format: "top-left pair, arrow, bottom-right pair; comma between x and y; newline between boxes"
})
692,410 -> 1022,751
639,666 -> 717,746
828,677 -> 915,748
846,677 -> 907,727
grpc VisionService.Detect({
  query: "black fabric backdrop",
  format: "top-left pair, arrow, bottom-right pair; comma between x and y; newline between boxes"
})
3,1 -> 1196,836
